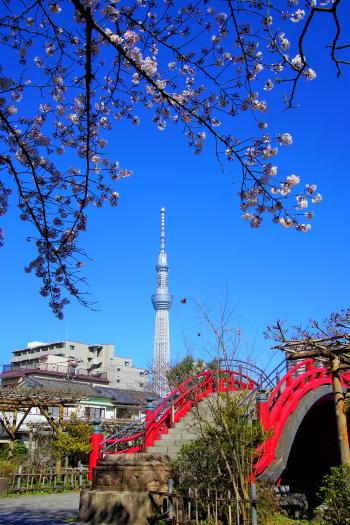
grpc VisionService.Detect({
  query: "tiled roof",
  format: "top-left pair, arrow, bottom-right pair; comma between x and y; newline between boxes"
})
19,377 -> 155,406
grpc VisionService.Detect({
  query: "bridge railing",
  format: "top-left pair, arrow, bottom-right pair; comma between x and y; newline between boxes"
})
94,369 -> 256,462
144,368 -> 256,449
255,359 -> 350,475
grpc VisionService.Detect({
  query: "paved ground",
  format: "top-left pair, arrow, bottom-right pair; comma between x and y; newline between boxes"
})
0,492 -> 83,525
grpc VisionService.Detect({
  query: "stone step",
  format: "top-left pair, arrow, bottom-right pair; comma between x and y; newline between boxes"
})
145,392 -> 240,461
151,437 -> 194,447
159,432 -> 198,441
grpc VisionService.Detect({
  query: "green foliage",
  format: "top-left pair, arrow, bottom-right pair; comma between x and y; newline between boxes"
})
256,482 -> 279,525
166,354 -> 207,390
174,395 -> 265,488
53,413 -> 92,466
318,465 -> 350,525
173,394 -> 267,524
0,440 -> 28,461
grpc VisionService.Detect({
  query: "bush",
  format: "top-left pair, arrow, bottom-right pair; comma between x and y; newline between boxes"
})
257,482 -> 279,525
0,440 -> 28,461
318,464 -> 350,524
52,412 -> 92,466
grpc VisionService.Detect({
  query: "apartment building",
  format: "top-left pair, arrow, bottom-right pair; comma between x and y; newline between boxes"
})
1,340 -> 148,391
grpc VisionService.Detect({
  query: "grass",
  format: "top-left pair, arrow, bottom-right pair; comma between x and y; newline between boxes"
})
268,514 -> 313,525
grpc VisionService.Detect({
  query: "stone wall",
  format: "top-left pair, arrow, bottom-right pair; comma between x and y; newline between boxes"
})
79,453 -> 171,525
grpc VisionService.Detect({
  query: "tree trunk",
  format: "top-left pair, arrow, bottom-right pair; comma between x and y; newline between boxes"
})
55,405 -> 65,477
7,438 -> 14,461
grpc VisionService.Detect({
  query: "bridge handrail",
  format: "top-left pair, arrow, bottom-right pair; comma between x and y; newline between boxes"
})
102,416 -> 146,453
255,359 -> 350,475
266,359 -> 314,412
148,369 -> 255,438
262,359 -> 288,390
101,368 -> 256,455
214,359 -> 279,389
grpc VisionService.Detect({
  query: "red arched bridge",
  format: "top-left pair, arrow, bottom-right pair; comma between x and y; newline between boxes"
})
89,359 -> 350,485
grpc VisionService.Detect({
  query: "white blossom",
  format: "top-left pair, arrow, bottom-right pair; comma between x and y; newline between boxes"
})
290,9 -> 305,23
312,193 -> 323,204
286,174 -> 300,186
306,184 -> 317,195
278,132 -> 293,146
291,54 -> 305,71
303,68 -> 317,80
296,195 -> 308,209
7,104 -> 18,115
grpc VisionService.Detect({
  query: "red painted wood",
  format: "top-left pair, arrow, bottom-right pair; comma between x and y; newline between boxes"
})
255,360 -> 350,476
88,431 -> 103,481
99,369 -> 256,458
94,361 -> 350,480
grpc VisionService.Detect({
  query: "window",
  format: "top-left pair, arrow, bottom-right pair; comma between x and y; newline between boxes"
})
48,407 -> 59,418
84,407 -> 105,420
70,345 -> 75,350
124,361 -> 129,367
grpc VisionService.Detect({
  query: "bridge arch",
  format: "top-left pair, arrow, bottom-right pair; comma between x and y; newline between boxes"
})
91,360 -> 350,487
256,360 -> 350,486
258,385 -> 334,481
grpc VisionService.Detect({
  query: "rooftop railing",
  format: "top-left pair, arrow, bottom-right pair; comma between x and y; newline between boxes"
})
1,362 -> 107,379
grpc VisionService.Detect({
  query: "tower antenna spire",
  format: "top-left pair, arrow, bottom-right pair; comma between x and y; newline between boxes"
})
151,207 -> 172,397
160,207 -> 165,253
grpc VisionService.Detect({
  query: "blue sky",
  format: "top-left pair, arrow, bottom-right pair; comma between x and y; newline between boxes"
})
1,6 -> 350,374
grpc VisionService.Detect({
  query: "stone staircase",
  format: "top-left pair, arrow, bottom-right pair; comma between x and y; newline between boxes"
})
145,393 -> 222,460
145,390 -> 257,460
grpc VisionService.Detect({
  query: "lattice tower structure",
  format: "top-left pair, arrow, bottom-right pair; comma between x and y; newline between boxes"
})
151,207 -> 173,397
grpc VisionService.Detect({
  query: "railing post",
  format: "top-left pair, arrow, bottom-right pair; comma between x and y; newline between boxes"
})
167,478 -> 174,520
206,371 -> 213,394
239,365 -> 243,388
16,464 -> 22,492
250,483 -> 257,525
88,419 -> 102,482
170,402 -> 175,428
306,359 -> 313,372
256,390 -> 269,430
78,461 -> 83,489
144,398 -> 155,449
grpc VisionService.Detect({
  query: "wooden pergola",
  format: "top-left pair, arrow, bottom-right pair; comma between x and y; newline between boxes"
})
273,331 -> 350,465
0,386 -> 87,472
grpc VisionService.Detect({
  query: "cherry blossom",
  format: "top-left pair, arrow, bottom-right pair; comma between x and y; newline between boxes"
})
0,0 -> 347,317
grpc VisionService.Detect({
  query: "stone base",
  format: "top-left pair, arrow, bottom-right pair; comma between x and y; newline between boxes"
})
80,453 -> 171,524
79,489 -> 158,525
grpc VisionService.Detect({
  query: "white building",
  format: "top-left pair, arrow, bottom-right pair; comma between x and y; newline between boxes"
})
3,340 -> 148,391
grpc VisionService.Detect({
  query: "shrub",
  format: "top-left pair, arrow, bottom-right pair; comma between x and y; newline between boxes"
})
318,464 -> 350,524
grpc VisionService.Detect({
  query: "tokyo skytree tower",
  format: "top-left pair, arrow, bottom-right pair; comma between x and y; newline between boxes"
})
151,207 -> 173,397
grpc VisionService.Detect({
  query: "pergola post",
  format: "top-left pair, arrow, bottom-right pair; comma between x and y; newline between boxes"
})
331,355 -> 350,465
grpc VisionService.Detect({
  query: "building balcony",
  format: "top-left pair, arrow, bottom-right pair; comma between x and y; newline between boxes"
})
0,362 -> 108,382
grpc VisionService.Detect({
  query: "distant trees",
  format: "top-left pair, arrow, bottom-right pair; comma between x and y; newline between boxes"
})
1,0 -> 347,316
166,354 -> 207,391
